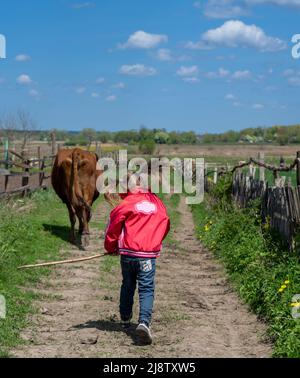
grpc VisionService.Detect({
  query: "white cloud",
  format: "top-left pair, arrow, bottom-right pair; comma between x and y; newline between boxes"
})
204,68 -> 251,80
225,93 -> 236,100
233,101 -> 242,107
75,86 -> 86,94
120,64 -> 157,76
231,70 -> 251,79
283,69 -> 300,85
283,68 -> 294,76
96,77 -> 105,84
185,41 -> 214,50
72,2 -> 95,9
106,95 -> 117,102
15,54 -> 31,62
155,49 -> 190,62
29,89 -> 39,99
205,67 -> 230,79
218,67 -> 230,77
288,76 -> 300,86
17,74 -> 32,85
111,82 -> 125,89
176,65 -> 199,77
203,20 -> 286,51
0,78 -> 5,84
156,48 -> 172,61
253,103 -> 264,109
204,0 -> 249,19
247,0 -> 300,8
186,20 -> 286,52
91,92 -> 99,98
182,77 -> 200,83
202,0 -> 300,17
120,31 -> 168,49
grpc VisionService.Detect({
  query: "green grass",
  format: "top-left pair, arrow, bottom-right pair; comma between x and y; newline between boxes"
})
191,197 -> 300,358
101,255 -> 119,274
0,190 -> 70,357
159,193 -> 181,247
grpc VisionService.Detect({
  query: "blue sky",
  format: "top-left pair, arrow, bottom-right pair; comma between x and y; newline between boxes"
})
0,0 -> 300,133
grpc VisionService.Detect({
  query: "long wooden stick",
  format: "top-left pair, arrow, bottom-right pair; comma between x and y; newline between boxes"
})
18,253 -> 109,270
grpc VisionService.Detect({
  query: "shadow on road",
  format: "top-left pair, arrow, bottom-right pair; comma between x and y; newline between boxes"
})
43,223 -> 70,242
72,319 -> 145,346
42,223 -> 85,250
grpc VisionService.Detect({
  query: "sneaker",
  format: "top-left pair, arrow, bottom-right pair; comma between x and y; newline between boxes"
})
136,323 -> 153,345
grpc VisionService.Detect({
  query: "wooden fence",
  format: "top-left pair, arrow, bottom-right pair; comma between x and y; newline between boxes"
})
0,143 -> 120,199
0,147 -> 54,199
205,151 -> 300,250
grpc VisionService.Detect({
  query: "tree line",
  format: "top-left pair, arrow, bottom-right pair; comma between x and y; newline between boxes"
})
201,125 -> 300,145
36,124 -> 300,146
1,110 -> 300,147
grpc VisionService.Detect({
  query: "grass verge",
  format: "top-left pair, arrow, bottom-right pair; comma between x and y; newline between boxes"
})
0,190 -> 70,357
159,193 -> 181,247
191,197 -> 300,358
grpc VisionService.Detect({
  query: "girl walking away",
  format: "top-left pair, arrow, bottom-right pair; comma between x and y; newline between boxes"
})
104,185 -> 170,345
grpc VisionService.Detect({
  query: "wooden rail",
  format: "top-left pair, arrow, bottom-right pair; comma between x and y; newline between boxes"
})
0,147 -> 55,198
0,143 -> 118,199
204,151 -> 300,251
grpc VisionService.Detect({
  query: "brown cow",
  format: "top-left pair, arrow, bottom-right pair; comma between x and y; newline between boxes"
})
51,148 -> 101,248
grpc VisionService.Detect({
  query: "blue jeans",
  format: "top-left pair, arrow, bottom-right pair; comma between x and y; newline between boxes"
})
120,255 -> 156,327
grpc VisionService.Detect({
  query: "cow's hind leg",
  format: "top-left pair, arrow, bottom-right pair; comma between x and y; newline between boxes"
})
79,218 -> 84,235
67,205 -> 77,244
76,207 -> 90,249
78,208 -> 91,235
82,207 -> 92,248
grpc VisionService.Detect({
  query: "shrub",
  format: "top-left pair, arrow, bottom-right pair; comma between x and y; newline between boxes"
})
211,172 -> 233,210
139,139 -> 156,155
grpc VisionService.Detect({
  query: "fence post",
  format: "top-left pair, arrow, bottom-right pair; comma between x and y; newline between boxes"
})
21,151 -> 29,197
11,143 -> 16,162
258,152 -> 265,182
4,173 -> 8,193
275,176 -> 285,188
213,167 -> 218,184
297,151 -> 300,187
96,142 -> 101,158
51,131 -> 56,156
249,163 -> 255,178
4,139 -> 9,170
38,146 -> 44,188
273,170 -> 280,184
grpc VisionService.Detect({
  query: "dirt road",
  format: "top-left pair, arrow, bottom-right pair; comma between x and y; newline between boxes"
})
12,198 -> 272,357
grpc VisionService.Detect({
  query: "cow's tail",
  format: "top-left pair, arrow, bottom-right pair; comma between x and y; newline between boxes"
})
71,149 -> 92,218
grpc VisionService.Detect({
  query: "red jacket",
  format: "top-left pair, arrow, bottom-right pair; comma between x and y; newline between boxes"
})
104,188 -> 170,258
